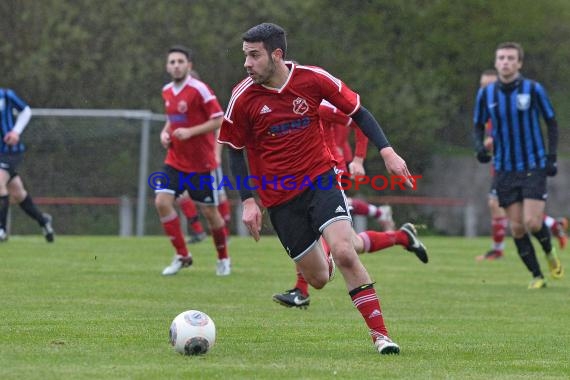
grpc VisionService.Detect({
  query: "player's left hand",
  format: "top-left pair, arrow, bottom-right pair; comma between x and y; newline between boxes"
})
380,147 -> 413,188
546,154 -> 557,176
171,128 -> 193,141
3,131 -> 20,146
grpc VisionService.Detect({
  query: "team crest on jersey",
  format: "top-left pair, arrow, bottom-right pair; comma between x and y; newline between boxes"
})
177,100 -> 188,113
292,97 -> 309,115
516,94 -> 531,110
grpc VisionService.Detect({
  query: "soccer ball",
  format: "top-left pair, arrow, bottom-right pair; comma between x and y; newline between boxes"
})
169,310 -> 216,355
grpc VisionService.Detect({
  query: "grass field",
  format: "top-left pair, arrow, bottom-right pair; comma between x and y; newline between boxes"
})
1,235 -> 569,379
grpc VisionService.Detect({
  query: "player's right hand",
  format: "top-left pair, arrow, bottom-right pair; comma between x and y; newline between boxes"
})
348,157 -> 365,177
160,131 -> 171,149
242,198 -> 262,242
3,131 -> 20,146
476,149 -> 491,163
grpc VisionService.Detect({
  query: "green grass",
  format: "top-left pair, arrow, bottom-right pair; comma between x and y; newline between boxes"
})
1,235 -> 569,379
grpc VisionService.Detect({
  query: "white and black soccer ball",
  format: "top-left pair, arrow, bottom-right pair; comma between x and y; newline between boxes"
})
169,310 -> 216,355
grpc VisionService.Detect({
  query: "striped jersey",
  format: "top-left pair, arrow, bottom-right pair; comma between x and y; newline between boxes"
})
219,62 -> 360,207
0,88 -> 28,153
473,76 -> 555,172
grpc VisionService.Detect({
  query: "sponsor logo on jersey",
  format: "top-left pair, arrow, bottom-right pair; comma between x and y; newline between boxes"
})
168,114 -> 188,123
267,116 -> 310,137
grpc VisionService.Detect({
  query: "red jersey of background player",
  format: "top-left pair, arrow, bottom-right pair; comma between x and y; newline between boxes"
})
219,62 -> 360,207
484,120 -> 496,177
319,100 -> 368,172
162,75 -> 224,173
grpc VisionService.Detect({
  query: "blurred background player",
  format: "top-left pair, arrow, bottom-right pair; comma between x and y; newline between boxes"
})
177,140 -> 232,243
177,69 -> 232,244
0,88 -> 54,242
156,45 -> 230,276
474,42 -> 562,289
177,193 -> 207,243
474,70 -> 567,261
319,100 -> 396,231
273,99 -> 426,309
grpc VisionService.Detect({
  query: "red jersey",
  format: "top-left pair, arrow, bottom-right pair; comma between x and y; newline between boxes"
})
219,63 -> 360,207
319,100 -> 368,172
162,75 -> 224,173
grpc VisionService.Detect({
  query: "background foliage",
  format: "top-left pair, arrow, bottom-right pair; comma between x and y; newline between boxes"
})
2,0 -> 570,178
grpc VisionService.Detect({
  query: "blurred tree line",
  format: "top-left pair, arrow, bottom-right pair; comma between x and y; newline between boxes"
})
2,0 -> 570,175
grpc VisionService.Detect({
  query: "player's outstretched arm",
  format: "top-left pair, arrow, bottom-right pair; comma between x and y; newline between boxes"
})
352,106 -> 414,188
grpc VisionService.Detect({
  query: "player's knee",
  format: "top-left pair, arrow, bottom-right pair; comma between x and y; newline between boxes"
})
330,242 -> 357,269
307,274 -> 328,290
524,216 -> 543,233
201,206 -> 224,229
10,191 -> 26,204
510,223 -> 525,238
154,194 -> 173,212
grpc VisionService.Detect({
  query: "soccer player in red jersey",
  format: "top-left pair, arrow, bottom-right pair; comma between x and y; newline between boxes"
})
156,45 -> 230,276
272,100 -> 427,309
177,70 -> 233,245
177,140 -> 233,243
219,23 -> 424,354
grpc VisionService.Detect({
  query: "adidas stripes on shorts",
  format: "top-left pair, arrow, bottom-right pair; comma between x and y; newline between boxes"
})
268,169 -> 351,261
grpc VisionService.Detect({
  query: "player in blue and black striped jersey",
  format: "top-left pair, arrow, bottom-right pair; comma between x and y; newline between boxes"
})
473,42 -> 562,289
0,88 -> 53,242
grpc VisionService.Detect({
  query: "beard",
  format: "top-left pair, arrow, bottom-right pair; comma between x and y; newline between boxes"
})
253,58 -> 277,85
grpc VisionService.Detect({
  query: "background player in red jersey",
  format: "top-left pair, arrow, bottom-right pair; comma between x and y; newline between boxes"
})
177,69 -> 232,244
177,135 -> 233,243
219,23 -> 425,355
474,70 -> 567,261
272,100 -> 426,309
319,100 -> 396,231
156,45 -> 230,276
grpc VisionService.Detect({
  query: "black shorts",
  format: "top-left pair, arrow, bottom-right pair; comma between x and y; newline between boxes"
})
496,169 -> 547,208
155,164 -> 220,205
0,153 -> 23,181
268,170 -> 351,261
